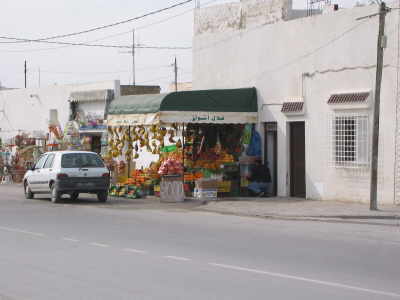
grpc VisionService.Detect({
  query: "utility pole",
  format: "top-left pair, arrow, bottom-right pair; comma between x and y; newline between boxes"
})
174,56 -> 178,92
132,29 -> 135,86
118,29 -> 139,86
38,68 -> 41,87
370,2 -> 388,210
24,60 -> 27,88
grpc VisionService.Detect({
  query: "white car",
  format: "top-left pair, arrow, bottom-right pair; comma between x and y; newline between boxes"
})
23,151 -> 110,203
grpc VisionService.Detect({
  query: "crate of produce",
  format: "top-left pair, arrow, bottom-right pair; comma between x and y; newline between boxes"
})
218,181 -> 231,193
195,178 -> 219,189
184,173 -> 195,182
194,188 -> 218,199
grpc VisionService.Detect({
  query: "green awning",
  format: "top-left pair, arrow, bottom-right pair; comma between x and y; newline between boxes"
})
107,88 -> 258,125
108,93 -> 167,115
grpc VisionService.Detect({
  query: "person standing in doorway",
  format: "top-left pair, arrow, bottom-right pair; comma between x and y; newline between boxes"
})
247,158 -> 271,197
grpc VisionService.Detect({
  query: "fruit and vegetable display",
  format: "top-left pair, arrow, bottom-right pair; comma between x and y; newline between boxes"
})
183,124 -> 243,176
105,121 -> 249,198
108,168 -> 161,198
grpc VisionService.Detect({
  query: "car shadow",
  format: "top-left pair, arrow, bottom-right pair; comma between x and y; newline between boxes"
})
33,194 -> 105,205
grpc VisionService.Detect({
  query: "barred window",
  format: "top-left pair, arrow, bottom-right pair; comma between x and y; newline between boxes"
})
330,115 -> 369,168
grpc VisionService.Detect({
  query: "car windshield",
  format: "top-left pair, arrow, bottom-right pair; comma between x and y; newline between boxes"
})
61,153 -> 105,168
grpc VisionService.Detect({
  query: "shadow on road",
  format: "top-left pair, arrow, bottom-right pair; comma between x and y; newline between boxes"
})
30,195 -> 201,211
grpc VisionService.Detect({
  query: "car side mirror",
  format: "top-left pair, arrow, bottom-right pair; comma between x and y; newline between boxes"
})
31,166 -> 36,171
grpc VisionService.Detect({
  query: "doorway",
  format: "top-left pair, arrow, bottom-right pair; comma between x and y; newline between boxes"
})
264,122 -> 277,196
289,122 -> 305,197
91,136 -> 101,154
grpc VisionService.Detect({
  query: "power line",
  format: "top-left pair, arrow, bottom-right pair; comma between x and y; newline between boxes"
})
40,69 -> 131,75
0,0 -> 194,44
251,20 -> 370,81
135,0 -> 219,31
26,64 -> 171,76
138,45 -> 191,49
138,69 -> 192,84
0,0 -> 219,53
0,35 -> 191,50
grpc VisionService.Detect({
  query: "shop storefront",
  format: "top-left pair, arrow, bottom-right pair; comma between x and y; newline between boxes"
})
105,88 -> 259,200
0,133 -> 47,183
69,89 -> 113,154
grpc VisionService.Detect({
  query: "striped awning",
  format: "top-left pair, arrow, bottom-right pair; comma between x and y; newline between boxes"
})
69,89 -> 112,103
327,92 -> 370,104
281,102 -> 304,113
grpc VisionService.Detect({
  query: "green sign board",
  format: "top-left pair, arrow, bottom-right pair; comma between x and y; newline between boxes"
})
161,145 -> 177,153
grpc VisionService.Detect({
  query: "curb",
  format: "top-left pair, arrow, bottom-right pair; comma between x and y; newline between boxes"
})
193,208 -> 400,227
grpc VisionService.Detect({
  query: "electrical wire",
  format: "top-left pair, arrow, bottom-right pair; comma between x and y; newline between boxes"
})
0,0 -> 194,44
38,64 -> 171,75
0,36 -> 191,50
0,37 -> 130,48
135,0 -> 219,31
0,0 -> 223,53
137,69 -> 192,84
0,0 -> 221,53
257,20 -> 369,80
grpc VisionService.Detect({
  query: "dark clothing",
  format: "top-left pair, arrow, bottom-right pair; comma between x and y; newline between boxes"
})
249,164 -> 271,183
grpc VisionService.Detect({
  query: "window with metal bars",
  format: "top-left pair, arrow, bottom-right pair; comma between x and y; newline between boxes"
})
330,115 -> 369,168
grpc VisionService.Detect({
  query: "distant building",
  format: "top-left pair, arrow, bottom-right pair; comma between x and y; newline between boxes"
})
0,81 -> 161,151
168,82 -> 192,92
0,85 -> 14,91
120,85 -> 161,96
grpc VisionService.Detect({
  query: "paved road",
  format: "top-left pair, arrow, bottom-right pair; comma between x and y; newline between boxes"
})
1,184 -> 400,300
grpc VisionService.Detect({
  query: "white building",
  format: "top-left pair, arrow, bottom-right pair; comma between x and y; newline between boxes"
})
0,80 -> 120,141
0,80 -> 160,152
193,0 -> 400,204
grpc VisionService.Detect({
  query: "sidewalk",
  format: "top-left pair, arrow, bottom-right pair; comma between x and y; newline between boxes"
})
196,197 -> 400,226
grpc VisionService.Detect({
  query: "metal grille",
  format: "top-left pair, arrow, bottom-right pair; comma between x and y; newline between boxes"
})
329,114 -> 370,168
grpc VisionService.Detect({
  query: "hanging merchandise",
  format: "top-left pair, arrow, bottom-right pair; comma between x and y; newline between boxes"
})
242,124 -> 252,145
100,131 -> 109,157
81,136 -> 92,151
64,121 -> 81,150
214,132 -> 222,155
246,126 -> 262,157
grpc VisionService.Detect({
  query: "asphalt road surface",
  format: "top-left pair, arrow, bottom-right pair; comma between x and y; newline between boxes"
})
1,184 -> 400,300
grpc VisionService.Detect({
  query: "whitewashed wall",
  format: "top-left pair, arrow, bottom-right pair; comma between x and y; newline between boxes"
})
0,80 -> 120,140
193,1 -> 399,204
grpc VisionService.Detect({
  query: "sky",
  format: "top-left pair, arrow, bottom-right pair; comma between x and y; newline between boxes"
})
0,0 -> 360,91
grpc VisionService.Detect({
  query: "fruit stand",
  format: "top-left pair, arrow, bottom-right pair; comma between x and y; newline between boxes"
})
106,88 -> 258,200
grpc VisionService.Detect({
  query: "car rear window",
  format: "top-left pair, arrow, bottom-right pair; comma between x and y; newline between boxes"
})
61,153 -> 105,168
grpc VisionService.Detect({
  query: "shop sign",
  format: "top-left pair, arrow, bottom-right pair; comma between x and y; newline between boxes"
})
161,111 -> 258,124
191,113 -> 225,122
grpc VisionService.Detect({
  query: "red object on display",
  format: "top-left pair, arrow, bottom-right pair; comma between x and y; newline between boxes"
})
158,158 -> 183,175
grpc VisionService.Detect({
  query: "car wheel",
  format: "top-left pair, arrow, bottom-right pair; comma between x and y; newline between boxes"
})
50,184 -> 61,203
97,191 -> 108,202
70,192 -> 79,201
24,182 -> 34,199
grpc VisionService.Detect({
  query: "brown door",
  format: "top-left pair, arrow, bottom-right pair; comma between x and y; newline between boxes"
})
290,122 -> 305,197
264,122 -> 277,196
